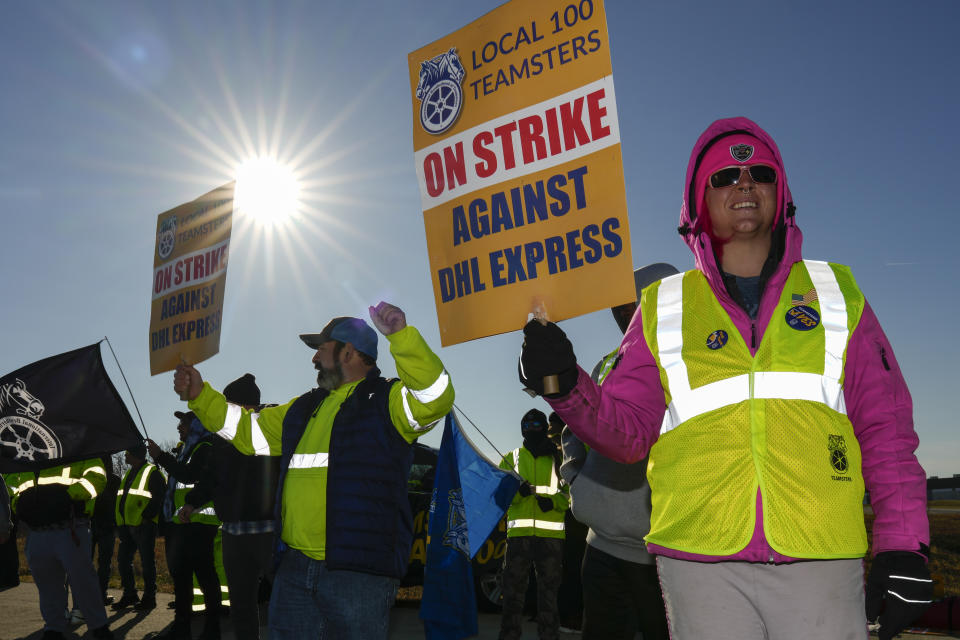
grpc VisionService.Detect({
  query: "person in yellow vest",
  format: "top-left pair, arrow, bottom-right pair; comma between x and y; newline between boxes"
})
519,117 -> 931,640
497,408 -> 569,640
172,302 -> 453,640
199,373 -> 279,640
66,456 -> 119,620
112,444 -> 166,611
558,264 -> 677,640
147,411 -> 222,640
3,458 -> 114,639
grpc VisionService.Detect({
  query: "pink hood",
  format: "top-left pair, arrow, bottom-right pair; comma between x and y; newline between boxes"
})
679,117 -> 802,295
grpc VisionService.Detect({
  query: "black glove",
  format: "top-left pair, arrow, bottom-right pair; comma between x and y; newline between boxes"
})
518,319 -> 578,397
517,481 -> 533,498
865,550 -> 933,640
535,495 -> 553,512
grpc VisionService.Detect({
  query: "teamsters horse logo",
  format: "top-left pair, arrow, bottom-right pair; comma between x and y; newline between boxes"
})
157,216 -> 177,260
0,379 -> 62,462
416,48 -> 466,135
828,434 -> 849,474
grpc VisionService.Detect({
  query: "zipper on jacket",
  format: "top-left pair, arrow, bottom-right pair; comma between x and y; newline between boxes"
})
880,346 -> 891,371
751,322 -> 757,350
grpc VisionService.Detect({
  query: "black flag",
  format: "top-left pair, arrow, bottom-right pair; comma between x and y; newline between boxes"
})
0,343 -> 142,472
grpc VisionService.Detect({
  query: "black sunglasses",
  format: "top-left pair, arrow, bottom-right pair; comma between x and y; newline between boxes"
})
709,165 -> 777,188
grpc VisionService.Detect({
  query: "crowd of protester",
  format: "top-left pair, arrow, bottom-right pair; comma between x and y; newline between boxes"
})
2,118 -> 933,640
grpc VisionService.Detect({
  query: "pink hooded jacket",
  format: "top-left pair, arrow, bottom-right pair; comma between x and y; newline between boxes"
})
548,117 -> 929,562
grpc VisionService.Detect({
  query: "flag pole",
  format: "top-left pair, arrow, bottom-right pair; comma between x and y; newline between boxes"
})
102,336 -> 149,439
452,403 -> 506,460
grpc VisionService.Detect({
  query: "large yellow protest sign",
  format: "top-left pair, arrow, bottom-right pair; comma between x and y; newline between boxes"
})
409,0 -> 633,346
149,184 -> 233,375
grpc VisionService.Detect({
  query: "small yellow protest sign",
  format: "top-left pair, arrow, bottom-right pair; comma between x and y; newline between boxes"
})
148,184 -> 233,375
409,0 -> 634,346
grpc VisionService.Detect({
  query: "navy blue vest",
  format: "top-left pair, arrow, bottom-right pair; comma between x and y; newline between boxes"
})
277,369 -> 415,578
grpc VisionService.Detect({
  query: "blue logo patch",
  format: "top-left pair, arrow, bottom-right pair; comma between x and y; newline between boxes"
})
706,330 -> 728,350
416,48 -> 466,135
785,305 -> 820,331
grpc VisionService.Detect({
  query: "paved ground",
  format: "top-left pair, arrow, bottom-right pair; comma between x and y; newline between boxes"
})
1,582 -> 955,639
0,583 -> 543,640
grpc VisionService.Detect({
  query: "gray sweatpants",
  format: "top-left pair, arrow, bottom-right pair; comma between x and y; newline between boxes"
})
25,525 -> 108,633
656,556 -> 868,640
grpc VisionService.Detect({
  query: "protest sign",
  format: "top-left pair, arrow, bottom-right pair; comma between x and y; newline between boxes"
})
409,0 -> 634,346
149,183 -> 233,375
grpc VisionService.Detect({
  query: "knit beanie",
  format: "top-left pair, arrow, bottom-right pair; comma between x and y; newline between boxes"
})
223,373 -> 261,407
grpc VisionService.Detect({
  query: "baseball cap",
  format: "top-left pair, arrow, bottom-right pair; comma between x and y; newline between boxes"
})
300,316 -> 378,360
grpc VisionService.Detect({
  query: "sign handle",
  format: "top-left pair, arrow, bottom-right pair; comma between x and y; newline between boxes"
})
531,302 -> 560,395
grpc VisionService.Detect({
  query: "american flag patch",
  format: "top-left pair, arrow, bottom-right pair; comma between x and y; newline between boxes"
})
791,290 -> 818,306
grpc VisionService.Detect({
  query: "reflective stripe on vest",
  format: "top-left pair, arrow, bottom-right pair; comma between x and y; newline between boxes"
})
657,260 -> 848,435
400,370 -> 450,432
16,466 -> 102,498
507,519 -> 565,531
80,465 -> 106,498
512,448 -> 558,494
117,463 -> 159,525
288,453 -> 329,469
507,448 -> 565,534
125,464 -> 157,499
218,404 -> 271,456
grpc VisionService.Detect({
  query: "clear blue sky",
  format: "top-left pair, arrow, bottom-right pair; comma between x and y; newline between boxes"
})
1,1 -> 957,476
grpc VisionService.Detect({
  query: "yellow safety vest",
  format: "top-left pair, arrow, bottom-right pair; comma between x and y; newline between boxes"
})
115,463 -> 161,526
500,447 -> 568,539
172,441 -> 219,526
641,260 -> 867,558
5,459 -> 106,508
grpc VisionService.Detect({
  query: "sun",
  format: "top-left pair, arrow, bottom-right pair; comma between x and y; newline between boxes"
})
234,156 -> 301,227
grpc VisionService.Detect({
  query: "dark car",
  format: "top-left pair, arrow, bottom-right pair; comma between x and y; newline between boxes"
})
404,442 -> 507,612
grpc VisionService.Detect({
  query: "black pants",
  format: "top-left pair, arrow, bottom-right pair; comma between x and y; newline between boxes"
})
90,523 -> 115,599
499,536 -> 563,640
222,530 -> 274,640
0,521 -> 18,592
165,523 -> 222,627
580,544 -> 669,640
118,523 -> 157,600
557,512 -> 587,628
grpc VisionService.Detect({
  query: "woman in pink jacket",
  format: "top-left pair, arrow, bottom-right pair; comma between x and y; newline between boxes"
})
519,117 -> 931,640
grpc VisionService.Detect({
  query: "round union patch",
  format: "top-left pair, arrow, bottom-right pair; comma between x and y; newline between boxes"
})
706,330 -> 728,350
785,305 -> 820,331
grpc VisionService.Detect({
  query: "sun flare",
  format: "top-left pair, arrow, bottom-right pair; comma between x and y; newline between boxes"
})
235,157 -> 301,227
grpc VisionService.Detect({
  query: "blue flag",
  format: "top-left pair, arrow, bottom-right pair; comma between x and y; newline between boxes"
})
420,413 -> 521,640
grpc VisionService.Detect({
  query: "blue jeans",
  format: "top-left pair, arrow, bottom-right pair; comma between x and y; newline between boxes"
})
268,549 -> 398,640
26,526 -> 108,633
